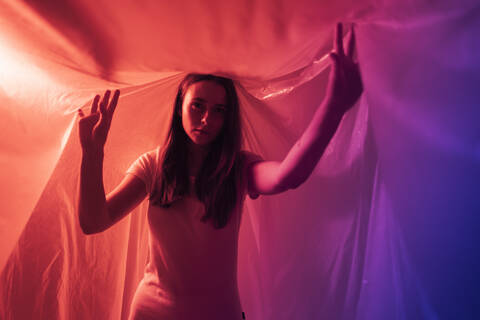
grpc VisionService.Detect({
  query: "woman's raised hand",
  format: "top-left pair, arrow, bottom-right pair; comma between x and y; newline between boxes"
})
78,89 -> 120,153
325,23 -> 363,115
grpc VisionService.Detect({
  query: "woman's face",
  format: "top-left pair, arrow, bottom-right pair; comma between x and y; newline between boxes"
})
181,80 -> 227,146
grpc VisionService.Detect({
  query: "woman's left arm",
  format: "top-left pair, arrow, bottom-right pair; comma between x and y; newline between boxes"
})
247,23 -> 363,196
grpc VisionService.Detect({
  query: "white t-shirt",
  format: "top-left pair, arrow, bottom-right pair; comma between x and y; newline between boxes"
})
126,147 -> 261,320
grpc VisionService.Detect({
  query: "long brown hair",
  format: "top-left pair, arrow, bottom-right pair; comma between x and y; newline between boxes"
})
150,74 -> 243,229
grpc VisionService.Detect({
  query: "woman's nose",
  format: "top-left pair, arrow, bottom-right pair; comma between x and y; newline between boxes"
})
201,111 -> 210,125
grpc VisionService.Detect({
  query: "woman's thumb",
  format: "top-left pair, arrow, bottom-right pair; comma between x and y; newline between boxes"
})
79,113 -> 100,128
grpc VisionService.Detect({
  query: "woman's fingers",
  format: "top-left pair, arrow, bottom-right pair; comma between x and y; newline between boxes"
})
90,95 -> 100,115
85,89 -> 118,129
99,90 -> 111,114
97,89 -> 119,132
346,25 -> 356,61
334,22 -> 345,57
329,52 -> 341,77
108,89 -> 120,116
78,89 -> 119,150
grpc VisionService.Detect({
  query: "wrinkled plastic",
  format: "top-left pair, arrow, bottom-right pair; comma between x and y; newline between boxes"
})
1,0 -> 479,319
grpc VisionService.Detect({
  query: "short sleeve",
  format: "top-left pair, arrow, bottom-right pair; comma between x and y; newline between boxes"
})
241,150 -> 263,200
126,148 -> 159,195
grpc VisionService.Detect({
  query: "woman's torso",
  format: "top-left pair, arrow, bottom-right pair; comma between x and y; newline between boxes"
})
128,149 -> 250,320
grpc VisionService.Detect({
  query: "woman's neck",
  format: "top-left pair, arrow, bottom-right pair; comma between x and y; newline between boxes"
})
187,141 -> 210,176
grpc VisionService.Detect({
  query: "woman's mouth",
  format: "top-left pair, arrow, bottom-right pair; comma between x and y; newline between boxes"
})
194,129 -> 209,135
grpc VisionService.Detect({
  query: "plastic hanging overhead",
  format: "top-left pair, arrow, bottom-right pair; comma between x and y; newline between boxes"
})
1,0 -> 479,319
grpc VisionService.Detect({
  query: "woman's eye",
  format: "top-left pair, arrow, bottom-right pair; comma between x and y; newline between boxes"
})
215,107 -> 226,113
191,102 -> 202,110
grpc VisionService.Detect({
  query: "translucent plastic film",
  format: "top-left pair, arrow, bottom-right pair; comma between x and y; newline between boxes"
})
1,0 -> 479,319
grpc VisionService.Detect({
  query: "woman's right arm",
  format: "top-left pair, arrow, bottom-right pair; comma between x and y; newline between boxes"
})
78,150 -> 147,234
77,90 -> 147,235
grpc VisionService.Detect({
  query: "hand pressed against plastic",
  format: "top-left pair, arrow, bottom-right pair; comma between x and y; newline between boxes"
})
245,22 -> 364,198
181,81 -> 227,146
78,89 -> 120,152
326,23 -> 363,114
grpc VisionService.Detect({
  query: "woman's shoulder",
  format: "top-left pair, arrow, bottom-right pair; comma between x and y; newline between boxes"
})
130,145 -> 164,174
140,145 -> 163,161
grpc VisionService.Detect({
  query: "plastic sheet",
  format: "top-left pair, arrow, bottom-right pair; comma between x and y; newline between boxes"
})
1,0 -> 479,319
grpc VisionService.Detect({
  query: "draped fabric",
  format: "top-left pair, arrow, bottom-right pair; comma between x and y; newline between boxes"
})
1,0 -> 479,319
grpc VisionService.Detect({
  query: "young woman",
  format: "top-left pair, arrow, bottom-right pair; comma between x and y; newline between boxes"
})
77,23 -> 362,320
